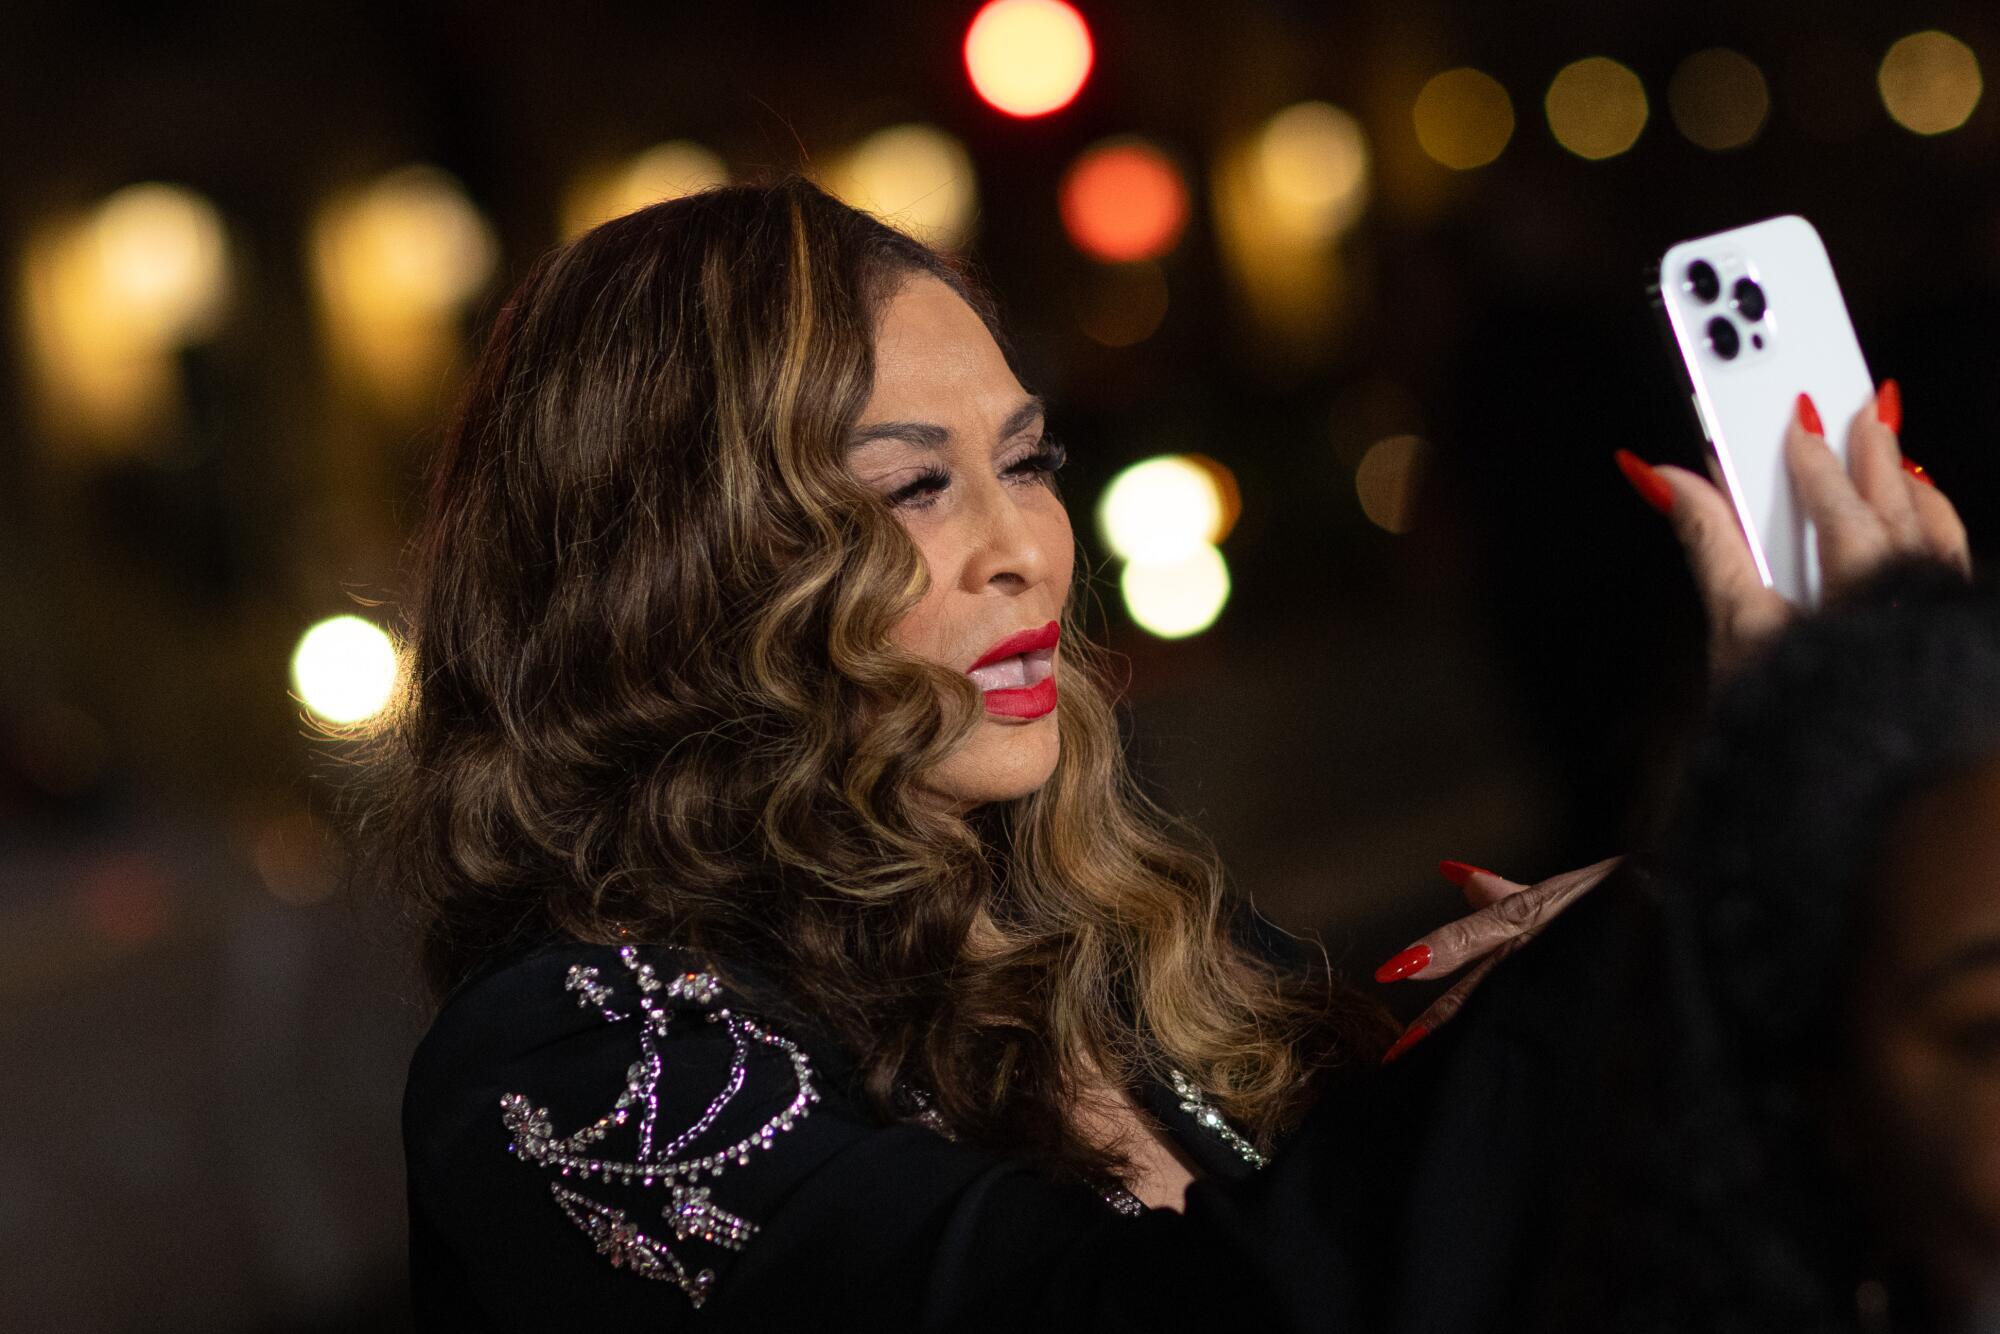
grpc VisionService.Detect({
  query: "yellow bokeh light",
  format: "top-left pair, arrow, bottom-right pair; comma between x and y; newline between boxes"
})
1879,30 -> 1983,135
1669,48 -> 1770,151
309,165 -> 497,412
19,182 -> 231,448
823,124 -> 979,250
563,140 -> 729,239
1413,68 -> 1516,169
292,615 -> 400,725
1098,455 -> 1229,563
88,183 -> 231,345
1546,56 -> 1650,160
1120,544 -> 1232,639
1354,434 -> 1431,534
963,0 -> 1094,118
1253,101 -> 1371,242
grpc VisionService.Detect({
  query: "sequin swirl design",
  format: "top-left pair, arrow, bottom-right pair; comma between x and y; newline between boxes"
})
499,948 -> 819,1308
1166,1068 -> 1270,1169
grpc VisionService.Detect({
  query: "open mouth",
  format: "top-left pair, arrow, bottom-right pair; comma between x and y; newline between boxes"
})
967,647 -> 1055,693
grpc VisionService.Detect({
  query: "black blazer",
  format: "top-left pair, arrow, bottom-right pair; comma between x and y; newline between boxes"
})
403,937 -> 1391,1332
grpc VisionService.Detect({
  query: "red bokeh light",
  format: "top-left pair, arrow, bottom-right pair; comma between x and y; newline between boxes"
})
1058,140 -> 1190,263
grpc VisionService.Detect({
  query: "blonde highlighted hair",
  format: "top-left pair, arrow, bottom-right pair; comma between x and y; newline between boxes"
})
339,176 -> 1390,1190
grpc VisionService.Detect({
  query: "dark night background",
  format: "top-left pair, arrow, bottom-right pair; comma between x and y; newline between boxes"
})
1,1 -> 1994,1327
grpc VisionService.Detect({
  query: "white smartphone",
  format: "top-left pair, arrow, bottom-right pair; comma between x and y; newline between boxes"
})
1650,214 -> 1875,607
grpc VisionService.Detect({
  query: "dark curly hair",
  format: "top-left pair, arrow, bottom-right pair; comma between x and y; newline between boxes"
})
1551,556 -> 2000,1332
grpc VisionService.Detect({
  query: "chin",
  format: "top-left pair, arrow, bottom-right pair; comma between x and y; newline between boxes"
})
921,720 -> 1060,809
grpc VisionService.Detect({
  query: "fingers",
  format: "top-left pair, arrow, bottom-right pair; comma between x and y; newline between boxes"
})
1842,390 -> 1924,551
1785,397 -> 1895,589
1641,460 -> 1791,670
1909,477 -> 1973,576
1441,859 -> 1524,910
1383,946 -> 1516,1063
1376,856 -> 1623,984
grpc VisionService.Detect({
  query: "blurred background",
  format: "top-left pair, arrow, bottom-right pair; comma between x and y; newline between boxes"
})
4,0 -> 1996,1326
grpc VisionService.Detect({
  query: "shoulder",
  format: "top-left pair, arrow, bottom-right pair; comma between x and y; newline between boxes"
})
403,940 -> 866,1324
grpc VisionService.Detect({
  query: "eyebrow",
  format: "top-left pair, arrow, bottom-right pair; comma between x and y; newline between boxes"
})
847,395 -> 1045,453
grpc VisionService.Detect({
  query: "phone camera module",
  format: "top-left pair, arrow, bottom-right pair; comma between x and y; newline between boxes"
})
1707,316 -> 1741,360
1686,260 -> 1721,304
1732,277 -> 1767,321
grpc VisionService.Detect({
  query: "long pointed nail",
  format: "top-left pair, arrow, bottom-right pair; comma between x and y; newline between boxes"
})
1382,1023 -> 1432,1064
1876,379 -> 1902,433
1797,392 -> 1824,436
1375,943 -> 1432,984
1438,859 -> 1492,889
1902,456 -> 1936,487
1614,449 -> 1675,515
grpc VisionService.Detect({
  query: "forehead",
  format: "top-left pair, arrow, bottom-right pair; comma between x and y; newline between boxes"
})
865,274 -> 1022,417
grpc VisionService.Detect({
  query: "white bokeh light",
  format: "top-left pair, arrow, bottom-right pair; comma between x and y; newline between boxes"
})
292,615 -> 400,724
1120,544 -> 1232,639
1097,455 -> 1227,564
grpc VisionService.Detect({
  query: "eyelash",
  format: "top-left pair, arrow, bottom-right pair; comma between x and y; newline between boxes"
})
886,437 -> 1070,511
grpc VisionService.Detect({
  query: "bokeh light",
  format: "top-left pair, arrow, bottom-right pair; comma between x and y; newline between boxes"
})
87,183 -> 231,345
1545,56 -> 1650,160
824,123 -> 979,250
1098,454 -> 1230,563
292,615 -> 400,725
1354,434 -> 1431,534
1074,260 -> 1170,347
19,182 -> 231,447
246,808 -> 339,906
562,140 -> 729,238
1254,101 -> 1371,241
1059,138 -> 1190,263
1879,31 -> 1983,136
76,852 -> 174,946
964,0 -> 1093,118
1668,48 -> 1770,151
1413,68 -> 1516,169
1120,544 -> 1232,639
309,165 -> 497,412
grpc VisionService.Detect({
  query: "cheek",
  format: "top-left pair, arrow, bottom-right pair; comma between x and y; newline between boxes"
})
888,524 -> 954,654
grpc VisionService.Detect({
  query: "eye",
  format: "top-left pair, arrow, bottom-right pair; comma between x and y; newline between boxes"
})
886,467 -> 950,510
1004,435 -> 1069,486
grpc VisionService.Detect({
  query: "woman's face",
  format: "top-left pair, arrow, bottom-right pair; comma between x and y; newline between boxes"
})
1849,754 -> 2000,1306
848,274 -> 1075,811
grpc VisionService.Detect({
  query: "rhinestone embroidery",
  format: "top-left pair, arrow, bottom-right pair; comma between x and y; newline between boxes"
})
500,950 -> 820,1308
1166,1068 -> 1269,1169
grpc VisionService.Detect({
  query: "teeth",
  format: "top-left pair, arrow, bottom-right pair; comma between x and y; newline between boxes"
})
969,648 -> 1054,692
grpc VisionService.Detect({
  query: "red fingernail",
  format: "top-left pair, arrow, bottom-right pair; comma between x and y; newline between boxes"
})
1902,456 -> 1935,487
1438,859 -> 1492,889
1382,1023 -> 1432,1064
1614,449 -> 1675,515
1375,943 -> 1432,984
1797,392 -> 1823,436
1876,378 -> 1902,433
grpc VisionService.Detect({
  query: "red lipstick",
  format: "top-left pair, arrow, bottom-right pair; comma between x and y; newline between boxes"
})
966,620 -> 1059,719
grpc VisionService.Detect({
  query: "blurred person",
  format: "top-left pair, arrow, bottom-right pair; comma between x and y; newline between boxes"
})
1530,559 -> 2000,1333
346,177 -> 1969,1330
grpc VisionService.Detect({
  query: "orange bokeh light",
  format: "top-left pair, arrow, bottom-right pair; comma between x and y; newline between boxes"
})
1058,139 -> 1189,262
964,0 -> 1094,118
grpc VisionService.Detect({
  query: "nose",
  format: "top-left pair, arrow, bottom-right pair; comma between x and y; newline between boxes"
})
959,472 -> 1051,594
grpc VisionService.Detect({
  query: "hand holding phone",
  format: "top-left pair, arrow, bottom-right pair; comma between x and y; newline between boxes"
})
1633,214 -> 1970,673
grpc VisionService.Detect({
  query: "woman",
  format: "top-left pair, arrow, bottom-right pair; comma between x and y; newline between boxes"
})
357,176 -> 1969,1329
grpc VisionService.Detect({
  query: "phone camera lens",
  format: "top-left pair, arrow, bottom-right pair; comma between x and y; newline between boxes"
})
1707,316 -> 1740,360
1686,260 -> 1720,303
1732,277 -> 1766,321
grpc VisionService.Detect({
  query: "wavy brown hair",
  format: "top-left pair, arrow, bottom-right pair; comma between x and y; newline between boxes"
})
338,175 -> 1391,1189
